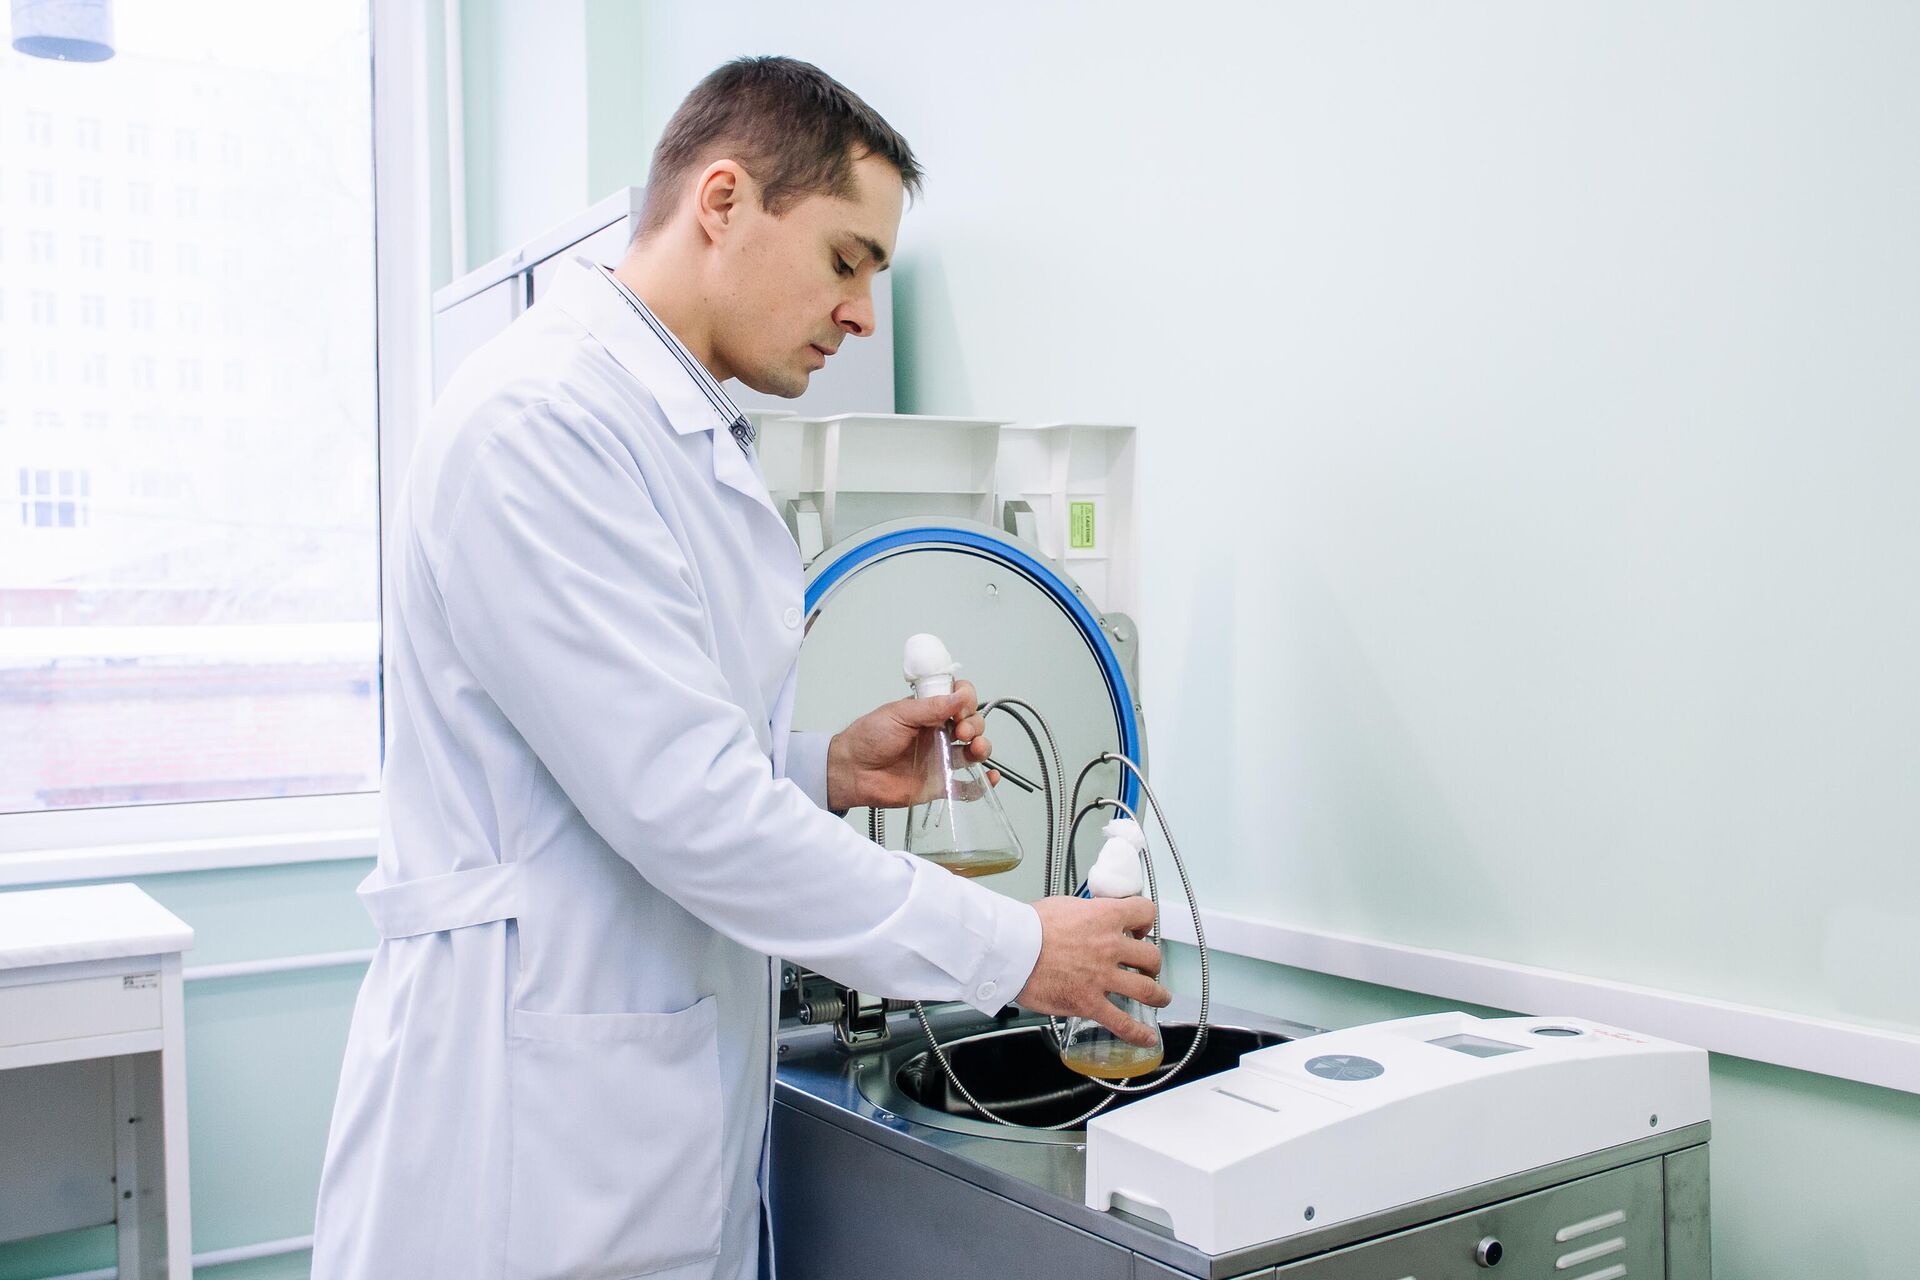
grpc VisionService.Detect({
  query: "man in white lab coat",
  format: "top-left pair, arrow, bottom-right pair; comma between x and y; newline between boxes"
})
311,56 -> 1166,1280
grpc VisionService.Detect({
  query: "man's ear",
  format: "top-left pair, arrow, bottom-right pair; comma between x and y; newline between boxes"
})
693,159 -> 748,245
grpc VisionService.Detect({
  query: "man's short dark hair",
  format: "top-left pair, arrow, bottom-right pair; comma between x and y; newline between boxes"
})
636,56 -> 923,239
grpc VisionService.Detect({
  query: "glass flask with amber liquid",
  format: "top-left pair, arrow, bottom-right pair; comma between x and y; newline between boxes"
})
900,634 -> 1024,878
1059,817 -> 1164,1079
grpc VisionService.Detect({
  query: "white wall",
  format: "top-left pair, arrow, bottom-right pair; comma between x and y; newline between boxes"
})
607,1 -> 1920,1035
515,6 -> 1920,1273
454,0 -> 589,269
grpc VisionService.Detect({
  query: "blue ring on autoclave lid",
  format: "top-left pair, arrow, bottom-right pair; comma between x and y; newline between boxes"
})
804,524 -> 1141,810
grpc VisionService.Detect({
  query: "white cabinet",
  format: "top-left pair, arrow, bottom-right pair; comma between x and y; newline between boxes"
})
0,884 -> 195,1278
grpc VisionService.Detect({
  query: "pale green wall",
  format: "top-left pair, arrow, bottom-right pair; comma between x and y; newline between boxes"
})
582,5 -> 1920,1277
0,862 -> 375,1280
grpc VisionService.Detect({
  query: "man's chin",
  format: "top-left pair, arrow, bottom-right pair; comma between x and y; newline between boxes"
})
737,368 -> 810,400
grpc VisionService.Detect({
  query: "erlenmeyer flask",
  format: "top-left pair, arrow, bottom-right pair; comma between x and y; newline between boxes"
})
1059,818 -> 1164,1078
900,634 -> 1024,878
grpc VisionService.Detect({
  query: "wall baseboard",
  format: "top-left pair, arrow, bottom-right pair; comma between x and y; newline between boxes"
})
45,1233 -> 311,1280
1162,907 -> 1920,1095
185,951 -> 375,983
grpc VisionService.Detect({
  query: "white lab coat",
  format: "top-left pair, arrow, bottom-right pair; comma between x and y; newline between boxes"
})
311,257 -> 1042,1280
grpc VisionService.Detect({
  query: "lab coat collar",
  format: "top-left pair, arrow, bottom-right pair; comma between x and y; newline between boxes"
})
543,257 -> 781,521
543,256 -> 744,441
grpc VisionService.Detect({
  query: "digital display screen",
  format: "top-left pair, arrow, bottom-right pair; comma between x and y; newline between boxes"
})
1428,1033 -> 1529,1059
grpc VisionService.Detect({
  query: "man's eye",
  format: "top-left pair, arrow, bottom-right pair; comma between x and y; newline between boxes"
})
835,256 -> 855,277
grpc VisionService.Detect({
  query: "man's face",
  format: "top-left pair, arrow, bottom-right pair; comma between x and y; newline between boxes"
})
709,151 -> 903,398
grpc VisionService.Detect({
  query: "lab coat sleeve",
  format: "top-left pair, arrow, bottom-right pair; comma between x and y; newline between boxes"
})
435,405 -> 1041,1012
782,731 -> 836,812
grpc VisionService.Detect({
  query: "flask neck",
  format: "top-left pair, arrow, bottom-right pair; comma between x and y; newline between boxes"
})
909,673 -> 954,700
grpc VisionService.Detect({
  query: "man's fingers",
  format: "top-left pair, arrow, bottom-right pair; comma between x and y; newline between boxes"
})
950,679 -> 982,720
1105,895 -> 1158,936
1089,1000 -> 1160,1049
1114,970 -> 1172,1009
1119,937 -> 1162,977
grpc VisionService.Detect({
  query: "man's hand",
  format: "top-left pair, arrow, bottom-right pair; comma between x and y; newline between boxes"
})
826,678 -> 996,811
1016,896 -> 1170,1047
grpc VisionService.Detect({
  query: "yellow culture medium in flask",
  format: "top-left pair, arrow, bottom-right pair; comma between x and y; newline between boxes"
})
1060,1037 -> 1166,1079
899,634 -> 1025,879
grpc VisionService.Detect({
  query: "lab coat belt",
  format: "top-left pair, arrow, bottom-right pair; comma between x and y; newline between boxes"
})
358,862 -> 523,940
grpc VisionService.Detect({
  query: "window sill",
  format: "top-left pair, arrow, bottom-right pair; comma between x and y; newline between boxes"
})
0,793 -> 379,888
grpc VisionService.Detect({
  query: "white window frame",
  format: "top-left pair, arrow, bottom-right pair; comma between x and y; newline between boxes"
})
0,0 -> 431,888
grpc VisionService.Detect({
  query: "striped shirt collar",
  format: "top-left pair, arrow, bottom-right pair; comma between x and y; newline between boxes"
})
582,259 -> 755,453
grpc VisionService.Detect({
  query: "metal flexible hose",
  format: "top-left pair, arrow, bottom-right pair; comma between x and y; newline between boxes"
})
904,698 -> 1123,1130
887,696 -> 1212,1127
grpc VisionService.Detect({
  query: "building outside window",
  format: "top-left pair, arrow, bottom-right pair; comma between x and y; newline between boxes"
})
0,3 -> 381,813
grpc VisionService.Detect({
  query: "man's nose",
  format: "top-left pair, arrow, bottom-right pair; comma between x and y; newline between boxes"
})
835,291 -> 875,339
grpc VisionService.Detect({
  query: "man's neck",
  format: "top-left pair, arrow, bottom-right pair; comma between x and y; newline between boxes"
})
611,249 -> 731,383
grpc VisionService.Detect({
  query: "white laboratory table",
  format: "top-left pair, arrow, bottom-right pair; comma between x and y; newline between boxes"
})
0,883 -> 195,1277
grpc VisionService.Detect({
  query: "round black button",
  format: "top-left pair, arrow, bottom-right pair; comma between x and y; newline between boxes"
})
1476,1236 -> 1504,1267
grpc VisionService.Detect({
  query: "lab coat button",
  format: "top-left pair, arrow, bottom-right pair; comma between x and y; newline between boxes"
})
976,980 -> 998,1002
782,606 -> 802,629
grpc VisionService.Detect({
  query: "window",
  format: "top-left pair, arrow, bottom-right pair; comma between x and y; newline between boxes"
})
0,0 -> 383,821
15,467 -> 90,528
32,351 -> 57,385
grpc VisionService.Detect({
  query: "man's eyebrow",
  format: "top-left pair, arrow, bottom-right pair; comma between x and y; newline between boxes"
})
848,234 -> 890,271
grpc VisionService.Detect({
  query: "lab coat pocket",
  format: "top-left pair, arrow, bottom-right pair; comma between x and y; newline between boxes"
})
505,995 -> 723,1280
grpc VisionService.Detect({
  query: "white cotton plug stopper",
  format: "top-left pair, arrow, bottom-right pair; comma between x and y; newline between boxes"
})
1086,818 -> 1148,898
902,633 -> 960,699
